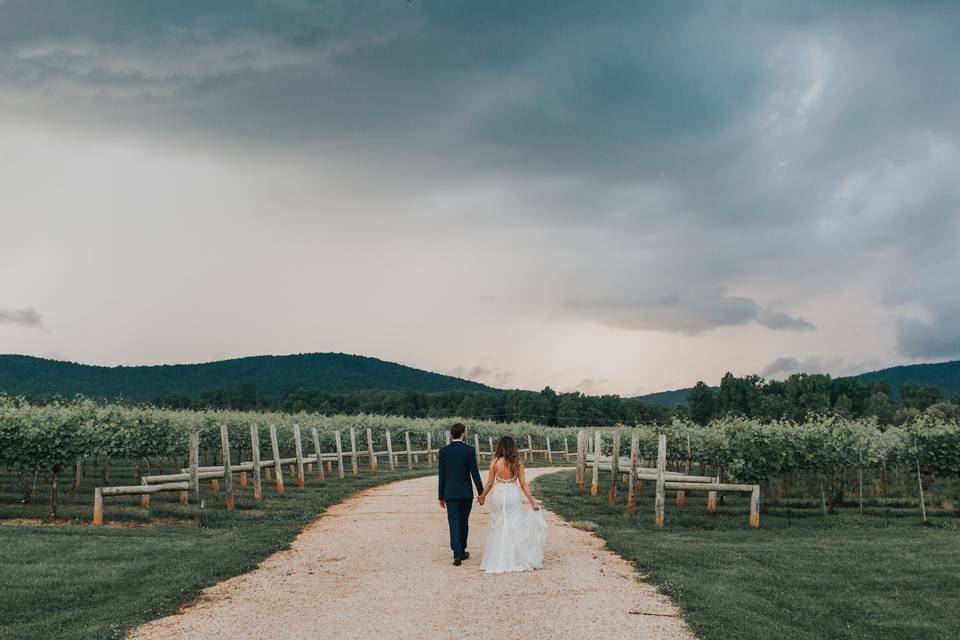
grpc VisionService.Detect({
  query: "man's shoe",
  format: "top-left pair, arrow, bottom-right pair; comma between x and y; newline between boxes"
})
462,551 -> 470,560
453,557 -> 462,566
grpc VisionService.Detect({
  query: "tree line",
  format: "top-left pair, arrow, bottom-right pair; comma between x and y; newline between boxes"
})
684,373 -> 960,425
153,386 -> 671,426
148,372 -> 960,426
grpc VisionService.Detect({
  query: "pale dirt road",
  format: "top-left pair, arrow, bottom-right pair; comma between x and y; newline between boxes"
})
129,468 -> 694,640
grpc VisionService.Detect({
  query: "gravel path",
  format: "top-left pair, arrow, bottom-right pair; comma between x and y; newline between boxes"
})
128,468 -> 694,640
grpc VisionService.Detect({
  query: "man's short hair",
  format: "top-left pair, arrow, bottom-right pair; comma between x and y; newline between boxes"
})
451,423 -> 466,439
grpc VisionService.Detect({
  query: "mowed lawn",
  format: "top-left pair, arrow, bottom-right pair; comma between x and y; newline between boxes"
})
0,465 -> 432,640
533,471 -> 960,640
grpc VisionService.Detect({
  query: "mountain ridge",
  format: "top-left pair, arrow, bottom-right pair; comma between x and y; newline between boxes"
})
635,360 -> 960,406
0,352 -> 495,402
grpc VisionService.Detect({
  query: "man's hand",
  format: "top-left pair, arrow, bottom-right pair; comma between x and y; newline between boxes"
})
477,495 -> 485,506
439,499 -> 446,509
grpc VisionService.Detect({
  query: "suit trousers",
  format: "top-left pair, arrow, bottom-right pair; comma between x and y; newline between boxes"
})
446,498 -> 472,558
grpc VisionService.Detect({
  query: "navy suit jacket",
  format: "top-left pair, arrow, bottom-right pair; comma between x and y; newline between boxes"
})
438,441 -> 484,500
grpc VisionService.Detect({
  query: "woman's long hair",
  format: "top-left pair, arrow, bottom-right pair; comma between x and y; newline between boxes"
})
494,435 -> 521,477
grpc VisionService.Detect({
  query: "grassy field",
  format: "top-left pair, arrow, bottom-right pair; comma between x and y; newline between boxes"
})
0,462 -> 434,640
0,453 -> 564,640
533,470 -> 960,640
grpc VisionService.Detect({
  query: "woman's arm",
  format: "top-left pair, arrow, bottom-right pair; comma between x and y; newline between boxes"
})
478,460 -> 496,501
517,462 -> 539,510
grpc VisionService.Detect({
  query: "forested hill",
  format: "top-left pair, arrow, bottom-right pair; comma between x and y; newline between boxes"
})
635,360 -> 960,407
0,353 -> 494,403
632,387 -> 700,407
854,360 -> 960,399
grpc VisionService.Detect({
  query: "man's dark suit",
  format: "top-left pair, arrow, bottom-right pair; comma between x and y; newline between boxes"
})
438,440 -> 484,560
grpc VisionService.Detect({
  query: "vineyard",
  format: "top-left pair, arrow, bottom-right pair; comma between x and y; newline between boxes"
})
0,396 -> 571,522
1,394 -> 958,523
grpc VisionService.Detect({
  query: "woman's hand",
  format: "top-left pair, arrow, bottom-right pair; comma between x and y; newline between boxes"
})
530,499 -> 540,511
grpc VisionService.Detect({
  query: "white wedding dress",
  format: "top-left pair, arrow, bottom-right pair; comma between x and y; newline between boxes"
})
480,474 -> 548,574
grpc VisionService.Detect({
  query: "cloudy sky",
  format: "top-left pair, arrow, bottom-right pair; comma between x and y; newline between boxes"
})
1,1 -> 958,395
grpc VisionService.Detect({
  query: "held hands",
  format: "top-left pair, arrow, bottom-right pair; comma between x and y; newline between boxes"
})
477,495 -> 485,506
439,499 -> 446,509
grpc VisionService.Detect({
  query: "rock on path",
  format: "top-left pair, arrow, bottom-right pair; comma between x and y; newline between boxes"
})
128,468 -> 694,640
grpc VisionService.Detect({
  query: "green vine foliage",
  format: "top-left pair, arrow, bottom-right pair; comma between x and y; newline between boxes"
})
1,395 -> 958,486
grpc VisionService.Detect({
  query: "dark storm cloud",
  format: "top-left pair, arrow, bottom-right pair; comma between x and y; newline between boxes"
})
564,290 -> 815,335
762,357 -> 801,378
448,359 -> 514,387
565,289 -> 758,334
758,310 -> 816,332
761,356 -> 834,379
897,311 -> 960,360
1,0 -> 958,368
0,307 -> 42,327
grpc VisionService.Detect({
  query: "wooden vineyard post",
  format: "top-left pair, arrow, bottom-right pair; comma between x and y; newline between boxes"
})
269,424 -> 285,494
546,436 -> 553,463
334,431 -> 346,479
676,490 -> 686,508
489,436 -> 495,459
93,487 -> 103,526
349,428 -> 358,476
211,478 -> 220,492
858,444 -> 864,515
190,431 -> 201,528
220,425 -> 235,510
445,431 -> 451,445
915,444 -> 928,524
74,456 -> 82,492
750,485 -> 761,528
179,489 -> 189,505
240,471 -> 247,487
608,429 -> 620,505
140,478 -> 150,510
311,428 -> 325,481
527,434 -> 533,461
474,433 -> 481,465
250,424 -> 263,502
575,430 -> 586,488
707,491 -> 717,514
655,433 -> 666,528
293,424 -> 305,489
427,432 -> 433,468
366,428 -> 376,473
627,432 -> 639,516
386,430 -> 395,471
591,432 -> 601,497
265,467 -> 272,481
405,432 -> 413,470
563,436 -> 570,463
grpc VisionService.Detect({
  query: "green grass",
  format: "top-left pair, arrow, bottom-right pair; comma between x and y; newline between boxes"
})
0,463 -> 433,640
0,453 -> 563,640
533,471 -> 960,640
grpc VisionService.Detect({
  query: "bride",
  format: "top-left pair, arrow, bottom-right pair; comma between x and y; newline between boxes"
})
477,436 -> 548,573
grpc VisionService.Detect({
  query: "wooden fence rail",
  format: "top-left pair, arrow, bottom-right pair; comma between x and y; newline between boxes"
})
91,427 -> 585,527
581,432 -> 761,528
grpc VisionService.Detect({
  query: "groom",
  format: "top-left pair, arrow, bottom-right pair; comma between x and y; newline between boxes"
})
438,423 -> 484,566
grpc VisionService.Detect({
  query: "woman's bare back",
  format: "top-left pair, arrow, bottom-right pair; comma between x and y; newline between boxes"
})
492,458 -> 518,482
